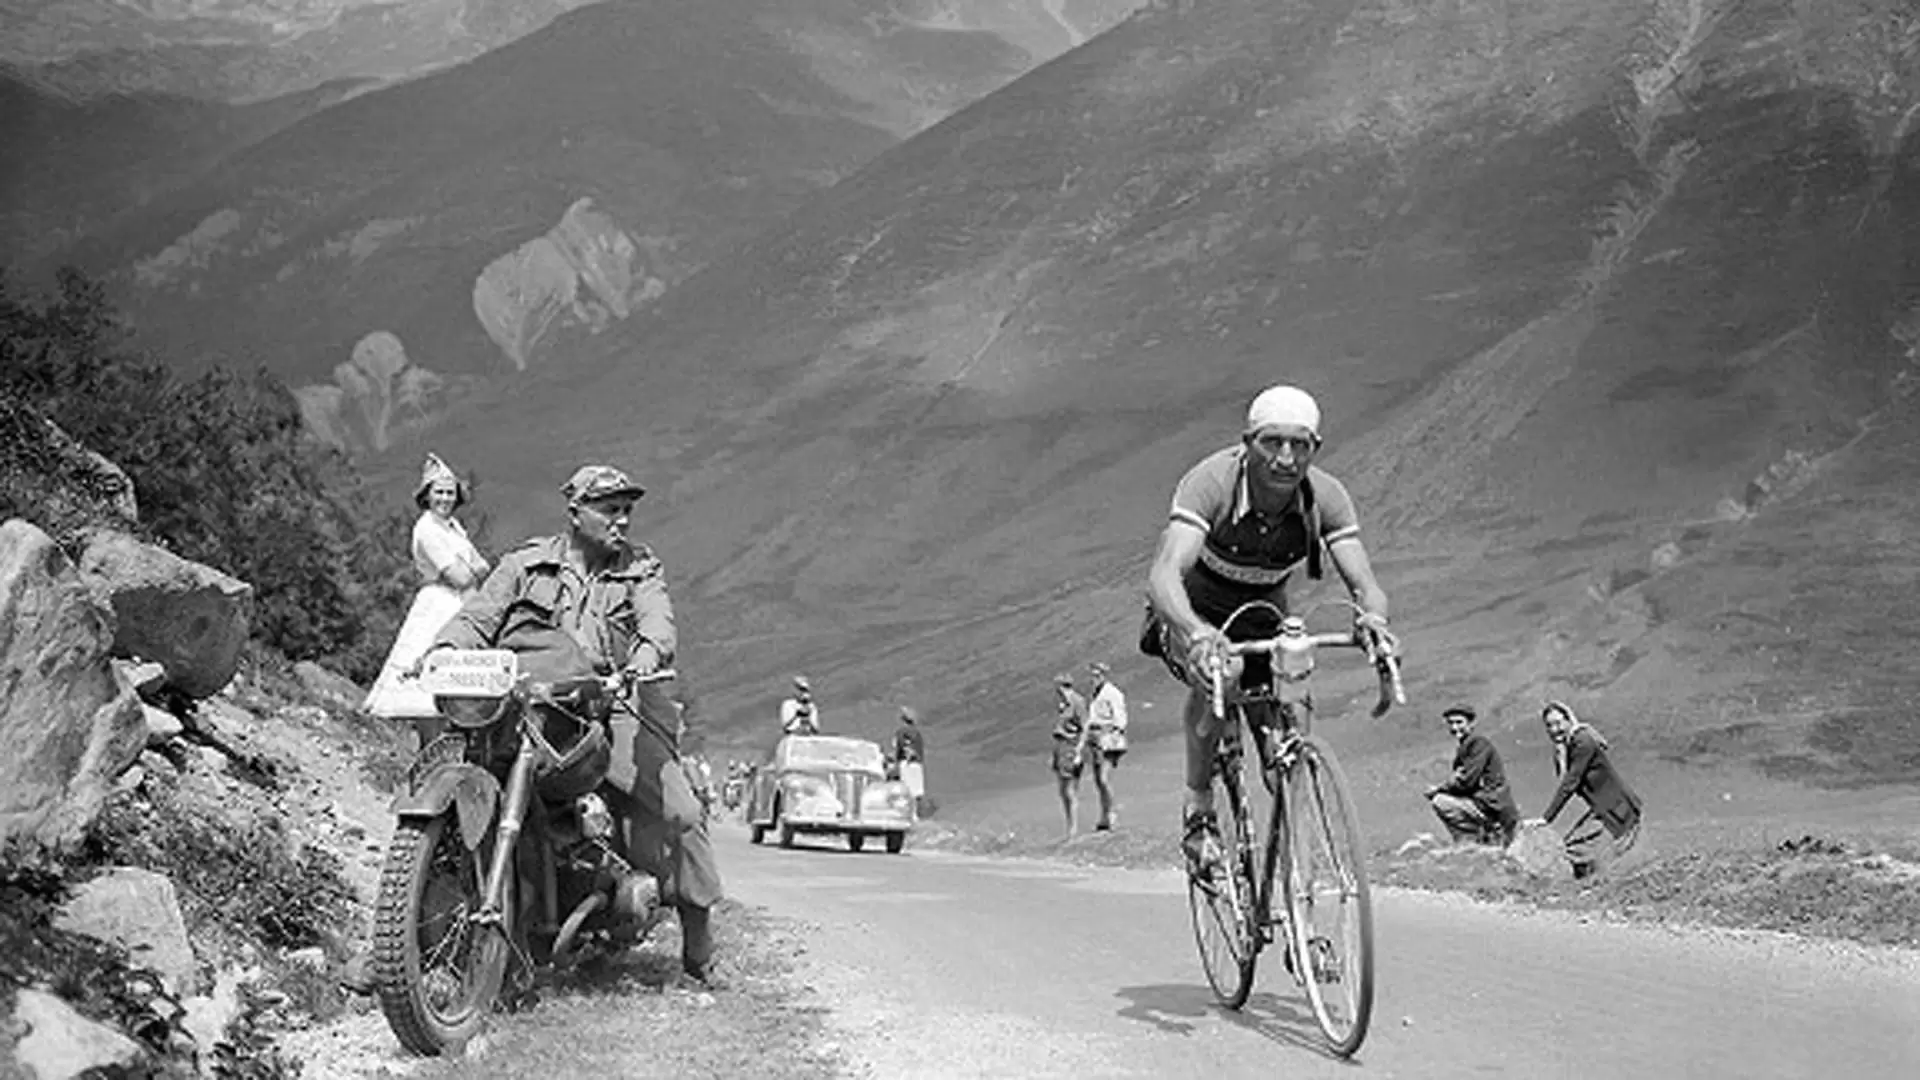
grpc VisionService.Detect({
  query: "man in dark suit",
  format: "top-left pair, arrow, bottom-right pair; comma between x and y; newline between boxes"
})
1423,705 -> 1519,846
1532,699 -> 1643,878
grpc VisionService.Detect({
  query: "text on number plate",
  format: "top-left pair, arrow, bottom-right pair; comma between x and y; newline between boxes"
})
421,649 -> 518,696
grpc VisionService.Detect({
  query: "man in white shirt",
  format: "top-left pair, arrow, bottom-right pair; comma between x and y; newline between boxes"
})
780,674 -> 821,735
1085,661 -> 1129,831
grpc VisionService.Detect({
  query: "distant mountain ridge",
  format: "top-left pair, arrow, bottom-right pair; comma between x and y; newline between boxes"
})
0,0 -> 595,103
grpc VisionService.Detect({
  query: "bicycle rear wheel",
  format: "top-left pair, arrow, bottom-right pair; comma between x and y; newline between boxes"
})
1186,713 -> 1259,1009
1282,735 -> 1375,1057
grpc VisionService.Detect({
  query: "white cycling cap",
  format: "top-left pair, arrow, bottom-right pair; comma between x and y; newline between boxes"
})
1244,385 -> 1321,438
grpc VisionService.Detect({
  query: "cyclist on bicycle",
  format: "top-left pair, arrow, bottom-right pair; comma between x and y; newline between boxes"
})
1143,385 -> 1394,878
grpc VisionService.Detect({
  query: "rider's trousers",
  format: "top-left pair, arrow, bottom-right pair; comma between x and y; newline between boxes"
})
604,678 -> 724,937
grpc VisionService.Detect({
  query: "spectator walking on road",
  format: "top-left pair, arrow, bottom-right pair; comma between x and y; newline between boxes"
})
1530,699 -> 1643,879
891,705 -> 929,815
780,675 -> 821,735
1423,704 -> 1518,847
1085,661 -> 1129,831
1051,673 -> 1091,838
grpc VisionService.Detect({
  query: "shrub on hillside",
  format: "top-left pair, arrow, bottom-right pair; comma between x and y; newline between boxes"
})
0,269 -> 420,681
85,785 -> 355,952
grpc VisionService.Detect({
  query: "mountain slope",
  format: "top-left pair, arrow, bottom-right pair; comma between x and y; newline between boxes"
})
0,73 -> 359,267
46,0 -> 1141,396
404,0 -> 1920,781
0,0 -> 593,102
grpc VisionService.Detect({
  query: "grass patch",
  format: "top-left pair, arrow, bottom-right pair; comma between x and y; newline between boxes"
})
400,899 -> 842,1079
86,785 -> 356,952
1378,833 -> 1920,949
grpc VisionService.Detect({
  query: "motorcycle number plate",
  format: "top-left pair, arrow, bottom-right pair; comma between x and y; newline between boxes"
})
420,649 -> 518,697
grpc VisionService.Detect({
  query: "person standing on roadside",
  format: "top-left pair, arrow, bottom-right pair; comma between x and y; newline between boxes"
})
1423,705 -> 1518,846
1530,699 -> 1643,879
892,705 -> 929,815
1050,673 -> 1091,838
1084,661 -> 1129,832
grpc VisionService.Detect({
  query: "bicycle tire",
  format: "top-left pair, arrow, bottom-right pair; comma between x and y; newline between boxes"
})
1186,707 -> 1260,1009
1281,735 -> 1375,1057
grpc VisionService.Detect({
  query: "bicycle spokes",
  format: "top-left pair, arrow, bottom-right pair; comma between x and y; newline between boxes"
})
1287,742 -> 1375,1057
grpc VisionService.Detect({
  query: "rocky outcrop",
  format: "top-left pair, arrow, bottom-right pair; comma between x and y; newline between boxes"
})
0,401 -> 139,539
75,529 -> 253,700
292,330 -> 452,454
53,867 -> 200,998
6,987 -> 147,1079
472,197 -> 668,370
0,519 -> 147,849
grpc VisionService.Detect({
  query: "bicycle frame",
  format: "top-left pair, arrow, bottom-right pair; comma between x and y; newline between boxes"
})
1206,598 -> 1402,969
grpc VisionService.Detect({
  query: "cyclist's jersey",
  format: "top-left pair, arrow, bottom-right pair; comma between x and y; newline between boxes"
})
1169,448 -> 1360,625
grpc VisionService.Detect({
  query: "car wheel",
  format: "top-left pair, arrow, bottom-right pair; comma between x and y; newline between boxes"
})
750,823 -> 765,845
847,833 -> 866,853
885,832 -> 906,855
777,804 -> 796,848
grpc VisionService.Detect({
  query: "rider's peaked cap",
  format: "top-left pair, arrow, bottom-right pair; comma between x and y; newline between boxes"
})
1244,385 -> 1322,439
1441,705 -> 1477,723
562,464 -> 645,503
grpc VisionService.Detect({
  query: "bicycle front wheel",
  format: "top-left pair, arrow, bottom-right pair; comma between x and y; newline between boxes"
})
1282,735 -> 1375,1057
1186,717 -> 1259,1009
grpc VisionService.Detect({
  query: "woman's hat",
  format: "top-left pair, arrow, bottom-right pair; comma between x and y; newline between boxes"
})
414,453 -> 469,511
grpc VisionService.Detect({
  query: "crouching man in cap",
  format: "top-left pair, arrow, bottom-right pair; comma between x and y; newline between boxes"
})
1423,705 -> 1518,847
429,464 -> 725,985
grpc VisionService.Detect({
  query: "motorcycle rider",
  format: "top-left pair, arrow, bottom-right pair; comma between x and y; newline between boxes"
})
428,464 -> 724,985
1143,385 -> 1394,879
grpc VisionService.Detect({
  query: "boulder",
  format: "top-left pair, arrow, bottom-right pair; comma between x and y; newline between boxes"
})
54,867 -> 200,999
0,519 -> 147,849
1505,821 -> 1573,880
6,987 -> 147,1078
75,529 -> 252,699
141,702 -> 184,747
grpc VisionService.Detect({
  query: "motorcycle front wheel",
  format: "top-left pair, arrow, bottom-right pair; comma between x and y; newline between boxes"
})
373,810 -> 511,1056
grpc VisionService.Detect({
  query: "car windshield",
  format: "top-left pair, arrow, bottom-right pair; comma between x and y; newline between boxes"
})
780,737 -> 885,775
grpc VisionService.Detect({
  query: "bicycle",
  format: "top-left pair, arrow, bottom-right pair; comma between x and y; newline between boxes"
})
1185,598 -> 1404,1058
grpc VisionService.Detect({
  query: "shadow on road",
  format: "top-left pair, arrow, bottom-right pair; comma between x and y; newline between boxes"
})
1115,983 -> 1344,1059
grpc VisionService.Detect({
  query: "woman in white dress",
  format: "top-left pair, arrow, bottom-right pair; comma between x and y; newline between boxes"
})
362,453 -> 491,734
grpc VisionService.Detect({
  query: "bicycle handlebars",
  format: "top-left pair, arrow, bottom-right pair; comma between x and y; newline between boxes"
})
1205,599 -> 1407,721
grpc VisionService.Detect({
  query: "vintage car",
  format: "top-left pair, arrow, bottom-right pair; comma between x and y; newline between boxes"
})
747,734 -> 914,853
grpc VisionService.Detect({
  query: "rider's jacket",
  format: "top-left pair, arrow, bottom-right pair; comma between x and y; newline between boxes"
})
1168,448 -> 1361,622
436,533 -> 677,679
780,697 -> 820,734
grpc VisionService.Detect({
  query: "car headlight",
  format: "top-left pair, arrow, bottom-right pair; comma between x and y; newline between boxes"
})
862,786 -> 912,818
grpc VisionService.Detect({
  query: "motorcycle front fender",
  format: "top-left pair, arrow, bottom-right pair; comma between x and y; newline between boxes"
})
391,762 -> 500,851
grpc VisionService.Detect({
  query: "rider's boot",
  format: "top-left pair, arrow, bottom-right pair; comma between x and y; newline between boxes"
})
1181,807 -> 1221,882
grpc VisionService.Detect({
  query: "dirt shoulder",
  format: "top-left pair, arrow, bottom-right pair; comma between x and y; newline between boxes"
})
283,900 -> 842,1079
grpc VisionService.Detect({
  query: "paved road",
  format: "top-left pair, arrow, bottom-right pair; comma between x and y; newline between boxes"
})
720,824 -> 1920,1079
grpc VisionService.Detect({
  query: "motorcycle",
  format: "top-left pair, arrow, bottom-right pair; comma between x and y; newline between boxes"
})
370,648 -> 670,1056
